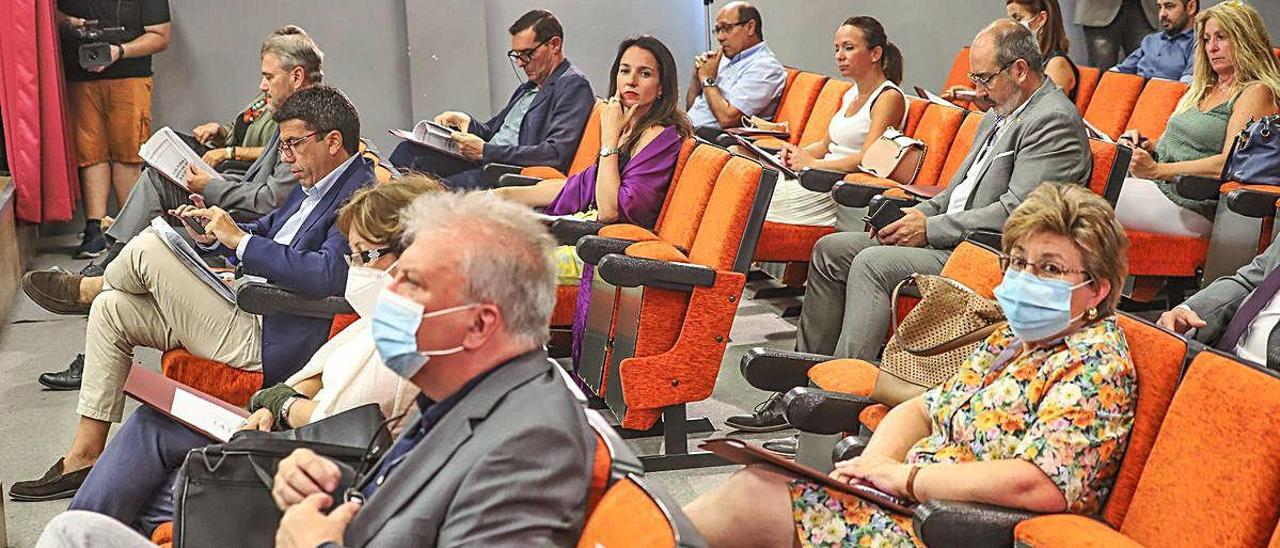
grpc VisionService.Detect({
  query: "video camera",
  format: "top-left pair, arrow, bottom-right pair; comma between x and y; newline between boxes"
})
70,19 -> 128,71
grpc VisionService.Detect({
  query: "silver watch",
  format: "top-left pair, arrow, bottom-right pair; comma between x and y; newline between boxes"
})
599,145 -> 621,158
702,76 -> 718,88
279,396 -> 300,428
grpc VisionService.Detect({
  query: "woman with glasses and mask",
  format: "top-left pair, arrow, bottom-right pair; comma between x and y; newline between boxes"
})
686,183 -> 1136,548
1114,1 -> 1280,239
51,175 -> 443,538
946,0 -> 1079,103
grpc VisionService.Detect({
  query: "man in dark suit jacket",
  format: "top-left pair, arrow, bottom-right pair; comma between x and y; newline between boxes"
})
1160,238 -> 1280,371
270,191 -> 594,547
389,9 -> 594,190
10,86 -> 373,502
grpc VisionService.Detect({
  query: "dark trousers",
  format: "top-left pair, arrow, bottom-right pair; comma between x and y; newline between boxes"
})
1083,0 -> 1155,70
68,406 -> 210,535
388,141 -> 486,189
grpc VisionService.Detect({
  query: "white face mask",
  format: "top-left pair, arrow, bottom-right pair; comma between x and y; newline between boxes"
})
344,262 -> 395,318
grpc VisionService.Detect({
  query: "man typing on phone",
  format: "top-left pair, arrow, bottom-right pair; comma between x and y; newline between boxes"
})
727,20 -> 1092,436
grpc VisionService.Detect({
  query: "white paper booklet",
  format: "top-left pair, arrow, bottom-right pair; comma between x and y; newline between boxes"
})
171,388 -> 245,442
1083,118 -> 1116,143
137,126 -> 219,191
149,216 -> 236,303
389,120 -> 469,159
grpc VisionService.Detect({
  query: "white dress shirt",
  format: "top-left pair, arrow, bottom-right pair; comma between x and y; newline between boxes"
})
235,154 -> 355,259
945,98 -> 1032,215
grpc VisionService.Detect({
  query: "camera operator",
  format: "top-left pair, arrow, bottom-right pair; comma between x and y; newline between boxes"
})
57,0 -> 171,259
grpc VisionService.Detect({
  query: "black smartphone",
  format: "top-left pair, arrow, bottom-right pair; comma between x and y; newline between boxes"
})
863,201 -> 907,232
175,213 -> 207,236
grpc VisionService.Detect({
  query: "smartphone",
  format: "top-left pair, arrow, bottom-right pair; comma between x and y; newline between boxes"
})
953,89 -> 979,102
174,213 -> 207,236
863,201 -> 907,232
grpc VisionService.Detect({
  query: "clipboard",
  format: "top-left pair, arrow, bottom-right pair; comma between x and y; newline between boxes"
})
728,133 -> 798,179
700,438 -> 917,514
123,364 -> 251,442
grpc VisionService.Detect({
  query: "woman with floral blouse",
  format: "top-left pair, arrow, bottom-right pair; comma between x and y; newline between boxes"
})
686,182 -> 1136,547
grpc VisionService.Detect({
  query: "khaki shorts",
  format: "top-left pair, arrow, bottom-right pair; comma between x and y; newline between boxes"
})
68,77 -> 153,167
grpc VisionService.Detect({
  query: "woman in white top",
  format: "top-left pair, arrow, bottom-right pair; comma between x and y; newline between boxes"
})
60,175 -> 445,536
767,16 -> 908,227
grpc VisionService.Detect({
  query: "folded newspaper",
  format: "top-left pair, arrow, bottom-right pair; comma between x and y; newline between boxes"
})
137,127 -> 220,191
149,217 -> 236,304
389,120 -> 470,160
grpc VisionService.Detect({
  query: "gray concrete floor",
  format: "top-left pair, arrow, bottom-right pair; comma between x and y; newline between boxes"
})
0,232 -> 810,546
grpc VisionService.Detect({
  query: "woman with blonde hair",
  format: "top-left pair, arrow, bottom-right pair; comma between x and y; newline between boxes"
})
687,183 -> 1136,547
1115,1 -> 1280,238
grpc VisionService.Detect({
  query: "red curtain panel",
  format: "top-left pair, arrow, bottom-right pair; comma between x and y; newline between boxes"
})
0,0 -> 78,224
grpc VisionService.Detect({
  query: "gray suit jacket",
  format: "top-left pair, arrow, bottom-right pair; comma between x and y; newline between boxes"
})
201,129 -> 299,217
1075,0 -> 1159,28
1184,239 -> 1280,366
915,80 -> 1091,249
341,350 -> 594,547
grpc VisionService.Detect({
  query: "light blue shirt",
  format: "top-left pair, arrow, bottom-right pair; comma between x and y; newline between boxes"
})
235,153 -> 355,259
687,41 -> 787,128
489,89 -> 538,147
1111,28 -> 1195,83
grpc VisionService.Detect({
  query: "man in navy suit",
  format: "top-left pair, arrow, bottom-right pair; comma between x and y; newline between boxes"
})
389,9 -> 594,190
10,86 -> 373,502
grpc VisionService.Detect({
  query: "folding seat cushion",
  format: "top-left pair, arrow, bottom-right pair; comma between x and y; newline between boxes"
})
753,222 -> 834,263
1083,72 -> 1145,140
1016,351 -> 1280,547
1126,78 -> 1189,142
577,474 -> 704,548
1073,66 -> 1101,114
161,313 -> 359,406
1124,230 -> 1211,277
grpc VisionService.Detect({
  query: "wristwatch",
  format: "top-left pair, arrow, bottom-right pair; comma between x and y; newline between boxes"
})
114,43 -> 125,60
599,145 -> 621,158
702,76 -> 718,89
279,396 -> 299,428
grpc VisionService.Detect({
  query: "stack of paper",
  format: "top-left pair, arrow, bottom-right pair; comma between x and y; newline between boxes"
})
138,126 -> 219,190
389,120 -> 468,159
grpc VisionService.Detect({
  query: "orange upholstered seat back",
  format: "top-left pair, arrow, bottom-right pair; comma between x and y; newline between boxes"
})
910,104 -> 967,187
1099,315 -> 1187,528
1127,79 -> 1189,142
687,156 -> 765,271
584,410 -> 641,514
798,79 -> 854,147
1086,139 -> 1123,201
1118,352 -> 1280,547
937,240 -> 1002,298
1084,72 -> 1145,140
566,101 -> 605,176
772,71 -> 827,144
652,144 -> 732,251
1074,66 -> 1101,113
942,47 -> 972,91
578,475 -> 694,547
937,111 -> 984,188
652,138 -> 698,229
903,97 -> 929,136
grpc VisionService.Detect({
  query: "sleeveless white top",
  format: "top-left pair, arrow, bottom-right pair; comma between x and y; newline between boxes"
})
825,79 -> 908,160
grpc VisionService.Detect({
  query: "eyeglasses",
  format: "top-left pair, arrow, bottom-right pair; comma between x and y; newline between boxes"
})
968,59 -> 1020,89
507,39 -> 550,63
998,253 -> 1092,282
713,20 -> 749,34
346,247 -> 394,267
277,131 -> 320,159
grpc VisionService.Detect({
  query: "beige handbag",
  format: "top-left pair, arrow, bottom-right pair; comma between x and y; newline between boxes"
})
872,274 -> 1006,405
857,127 -> 927,185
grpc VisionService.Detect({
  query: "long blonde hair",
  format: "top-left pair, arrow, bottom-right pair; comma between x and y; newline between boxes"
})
1178,1 -> 1280,114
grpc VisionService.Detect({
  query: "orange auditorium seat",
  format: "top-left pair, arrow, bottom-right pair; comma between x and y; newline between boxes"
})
832,103 -> 968,207
1073,65 -> 1101,113
941,46 -> 972,109
1083,71 -> 1145,140
584,409 -> 643,513
490,100 -> 604,186
577,474 -> 705,547
1125,78 -> 1189,142
761,69 -> 827,146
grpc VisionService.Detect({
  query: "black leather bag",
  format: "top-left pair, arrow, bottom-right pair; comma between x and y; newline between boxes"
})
171,403 -> 393,548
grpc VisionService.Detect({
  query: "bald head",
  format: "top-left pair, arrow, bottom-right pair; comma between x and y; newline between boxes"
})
715,1 -> 763,56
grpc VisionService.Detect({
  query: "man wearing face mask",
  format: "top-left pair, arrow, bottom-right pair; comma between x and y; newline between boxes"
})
388,9 -> 594,190
1111,0 -> 1197,83
729,20 -> 1091,435
9,86 -> 374,502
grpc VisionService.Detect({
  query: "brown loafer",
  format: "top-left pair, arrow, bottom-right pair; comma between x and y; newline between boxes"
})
9,457 -> 92,501
21,270 -> 90,315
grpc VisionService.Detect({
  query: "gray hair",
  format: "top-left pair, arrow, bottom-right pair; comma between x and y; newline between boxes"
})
984,19 -> 1043,75
261,25 -> 325,84
400,192 -> 557,345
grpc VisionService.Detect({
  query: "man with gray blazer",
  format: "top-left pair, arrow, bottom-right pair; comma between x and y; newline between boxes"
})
727,20 -> 1091,434
271,191 -> 594,547
1159,239 -> 1280,370
1076,0 -> 1159,69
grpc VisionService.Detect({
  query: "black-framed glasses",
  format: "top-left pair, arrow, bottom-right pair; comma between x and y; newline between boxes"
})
507,39 -> 550,64
968,59 -> 1021,89
998,253 -> 1092,282
277,131 -> 320,158
713,20 -> 749,34
346,247 -> 395,267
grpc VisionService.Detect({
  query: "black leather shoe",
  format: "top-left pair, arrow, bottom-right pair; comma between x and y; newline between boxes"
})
39,354 -> 84,391
9,457 -> 92,501
724,392 -> 790,432
762,436 -> 797,458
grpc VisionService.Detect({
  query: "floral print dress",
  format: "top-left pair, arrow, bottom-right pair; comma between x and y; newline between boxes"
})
790,317 -> 1137,547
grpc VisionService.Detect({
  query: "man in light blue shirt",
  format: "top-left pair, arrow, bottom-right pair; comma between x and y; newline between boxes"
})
685,2 -> 787,130
1111,0 -> 1197,82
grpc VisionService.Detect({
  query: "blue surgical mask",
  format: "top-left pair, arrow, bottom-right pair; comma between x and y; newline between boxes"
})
993,268 -> 1091,342
370,290 -> 477,379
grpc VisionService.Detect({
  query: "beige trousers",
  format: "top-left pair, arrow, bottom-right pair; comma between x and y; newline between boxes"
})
79,230 -> 262,423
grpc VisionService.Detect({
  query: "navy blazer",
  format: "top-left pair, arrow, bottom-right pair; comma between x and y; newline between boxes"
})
470,58 -> 594,171
235,156 -> 375,385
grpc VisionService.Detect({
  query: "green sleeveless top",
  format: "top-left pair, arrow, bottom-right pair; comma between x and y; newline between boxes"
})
1153,92 -> 1238,220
